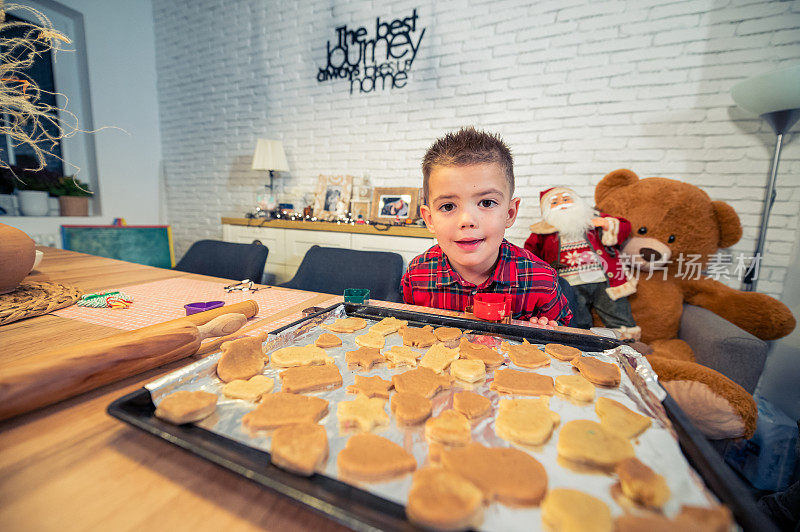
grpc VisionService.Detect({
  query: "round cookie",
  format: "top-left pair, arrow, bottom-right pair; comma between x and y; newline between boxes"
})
433,326 -> 463,342
322,316 -> 367,333
406,467 -> 483,531
541,489 -> 612,532
615,457 -> 671,509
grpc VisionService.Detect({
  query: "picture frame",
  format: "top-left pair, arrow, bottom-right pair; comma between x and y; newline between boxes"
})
350,200 -> 371,220
313,175 -> 353,220
370,187 -> 420,221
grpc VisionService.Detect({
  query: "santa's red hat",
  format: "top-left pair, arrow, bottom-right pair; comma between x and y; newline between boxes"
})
539,186 -> 577,209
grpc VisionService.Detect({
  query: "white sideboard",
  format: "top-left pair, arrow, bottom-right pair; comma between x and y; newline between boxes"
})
222,219 -> 436,284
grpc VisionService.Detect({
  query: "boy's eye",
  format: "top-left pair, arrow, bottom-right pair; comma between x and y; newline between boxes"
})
479,199 -> 497,208
439,203 -> 455,212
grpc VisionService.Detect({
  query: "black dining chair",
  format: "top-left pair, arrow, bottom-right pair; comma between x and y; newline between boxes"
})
280,245 -> 404,302
174,239 -> 268,283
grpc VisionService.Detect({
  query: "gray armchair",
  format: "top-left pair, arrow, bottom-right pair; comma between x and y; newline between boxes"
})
678,304 -> 768,394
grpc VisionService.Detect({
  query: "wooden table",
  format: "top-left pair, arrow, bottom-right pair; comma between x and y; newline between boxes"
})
0,248 -> 348,531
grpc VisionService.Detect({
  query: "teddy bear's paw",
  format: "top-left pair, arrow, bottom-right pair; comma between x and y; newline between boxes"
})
650,339 -> 695,362
614,326 -> 641,342
660,380 -> 747,439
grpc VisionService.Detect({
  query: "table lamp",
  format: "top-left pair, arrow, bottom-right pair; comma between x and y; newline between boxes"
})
731,64 -> 800,292
251,139 -> 289,192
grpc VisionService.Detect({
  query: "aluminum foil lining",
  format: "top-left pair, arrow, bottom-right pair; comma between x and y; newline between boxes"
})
146,305 -> 720,532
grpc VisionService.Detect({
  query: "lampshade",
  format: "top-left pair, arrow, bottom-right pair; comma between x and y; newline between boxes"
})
251,139 -> 289,172
731,64 -> 800,134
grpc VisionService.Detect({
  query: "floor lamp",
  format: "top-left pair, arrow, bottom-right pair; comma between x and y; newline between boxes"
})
731,65 -> 800,292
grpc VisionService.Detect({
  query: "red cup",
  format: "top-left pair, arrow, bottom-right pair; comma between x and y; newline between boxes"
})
472,293 -> 513,321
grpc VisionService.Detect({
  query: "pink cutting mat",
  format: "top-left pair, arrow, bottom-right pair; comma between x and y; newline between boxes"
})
51,278 -> 328,331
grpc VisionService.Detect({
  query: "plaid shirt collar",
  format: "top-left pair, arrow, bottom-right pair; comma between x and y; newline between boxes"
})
435,240 -> 519,289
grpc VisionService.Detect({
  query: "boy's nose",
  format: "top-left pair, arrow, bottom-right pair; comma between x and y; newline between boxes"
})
459,209 -> 477,228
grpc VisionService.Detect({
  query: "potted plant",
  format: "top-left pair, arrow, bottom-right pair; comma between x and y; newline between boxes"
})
13,166 -> 61,216
51,176 -> 92,216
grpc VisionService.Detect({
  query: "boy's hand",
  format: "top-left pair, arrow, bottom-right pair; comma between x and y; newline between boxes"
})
529,316 -> 557,330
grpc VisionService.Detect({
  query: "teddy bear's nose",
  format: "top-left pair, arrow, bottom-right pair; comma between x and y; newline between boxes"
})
640,248 -> 662,262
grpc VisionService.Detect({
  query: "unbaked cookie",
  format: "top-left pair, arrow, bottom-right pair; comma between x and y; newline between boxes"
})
315,333 -> 342,348
399,325 -> 438,348
337,433 -> 417,481
490,368 -> 554,396
322,316 -> 368,333
425,409 -> 472,446
271,344 -> 334,368
557,419 -> 635,472
355,329 -> 386,349
433,326 -> 463,342
595,397 -> 651,438
615,457 -> 671,509
270,422 -> 328,476
495,397 -> 560,446
554,374 -> 595,402
406,467 -> 483,531
544,343 -> 582,361
571,356 -> 621,387
279,364 -> 343,393
242,392 -> 328,430
346,374 -> 393,399
370,316 -> 408,336
338,394 -> 390,431
222,374 -> 274,401
384,345 -> 421,368
346,346 -> 385,371
501,339 -> 550,369
392,367 -> 453,398
216,335 -> 266,382
541,489 -> 612,532
441,443 -> 548,506
419,342 -> 460,374
155,390 -> 217,425
453,391 -> 491,420
458,337 -> 505,368
390,392 -> 433,426
450,359 -> 486,383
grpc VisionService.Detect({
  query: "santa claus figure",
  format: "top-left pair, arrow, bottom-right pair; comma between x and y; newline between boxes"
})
525,186 -> 640,339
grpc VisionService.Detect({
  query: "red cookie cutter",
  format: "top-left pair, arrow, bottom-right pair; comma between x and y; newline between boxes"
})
472,293 -> 513,322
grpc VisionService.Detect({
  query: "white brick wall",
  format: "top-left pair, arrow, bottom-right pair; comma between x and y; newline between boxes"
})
153,0 -> 800,298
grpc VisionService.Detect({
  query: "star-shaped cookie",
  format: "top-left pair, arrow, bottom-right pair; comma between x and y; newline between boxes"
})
338,394 -> 390,431
347,375 -> 394,399
346,346 -> 385,371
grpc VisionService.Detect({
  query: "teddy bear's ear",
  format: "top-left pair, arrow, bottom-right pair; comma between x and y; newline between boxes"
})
712,200 -> 742,248
595,169 -> 639,205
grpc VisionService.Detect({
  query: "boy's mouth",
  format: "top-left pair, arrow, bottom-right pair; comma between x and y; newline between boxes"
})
455,238 -> 484,250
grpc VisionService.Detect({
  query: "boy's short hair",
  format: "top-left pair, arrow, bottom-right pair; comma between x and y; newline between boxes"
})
422,127 -> 514,203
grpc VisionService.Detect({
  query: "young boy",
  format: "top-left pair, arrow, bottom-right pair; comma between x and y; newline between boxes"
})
401,127 -> 572,326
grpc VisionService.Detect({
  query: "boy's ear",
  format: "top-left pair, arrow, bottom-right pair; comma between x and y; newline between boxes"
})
505,197 -> 521,228
420,204 -> 435,234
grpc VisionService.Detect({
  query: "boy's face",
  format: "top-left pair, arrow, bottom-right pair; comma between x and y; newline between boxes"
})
421,163 -> 520,283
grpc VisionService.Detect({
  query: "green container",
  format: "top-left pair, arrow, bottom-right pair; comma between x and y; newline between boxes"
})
343,288 -> 370,304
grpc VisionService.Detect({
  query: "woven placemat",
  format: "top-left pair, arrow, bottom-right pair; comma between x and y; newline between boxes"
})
0,281 -> 83,326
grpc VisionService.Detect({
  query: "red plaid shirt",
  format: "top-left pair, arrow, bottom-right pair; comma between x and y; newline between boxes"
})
401,240 -> 572,324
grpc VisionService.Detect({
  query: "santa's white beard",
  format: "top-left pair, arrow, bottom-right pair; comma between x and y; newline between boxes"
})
544,201 -> 594,240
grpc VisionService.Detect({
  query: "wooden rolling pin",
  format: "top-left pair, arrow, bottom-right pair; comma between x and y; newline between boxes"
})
0,300 -> 259,422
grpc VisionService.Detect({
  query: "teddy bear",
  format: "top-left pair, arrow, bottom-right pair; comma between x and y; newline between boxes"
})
593,168 -> 796,439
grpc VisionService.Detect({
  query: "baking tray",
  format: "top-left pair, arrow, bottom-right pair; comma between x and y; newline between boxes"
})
108,303 -> 775,532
